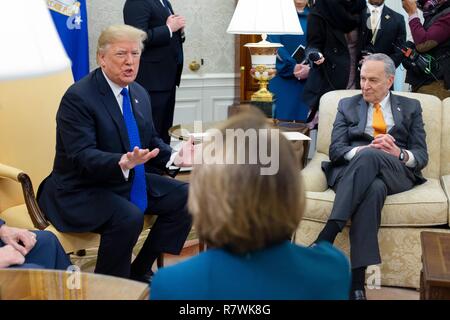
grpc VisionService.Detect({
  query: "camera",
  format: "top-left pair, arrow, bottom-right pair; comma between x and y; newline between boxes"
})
394,41 -> 439,79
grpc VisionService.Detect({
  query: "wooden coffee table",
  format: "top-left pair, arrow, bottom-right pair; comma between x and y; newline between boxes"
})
0,269 -> 149,300
420,231 -> 450,299
169,120 -> 310,169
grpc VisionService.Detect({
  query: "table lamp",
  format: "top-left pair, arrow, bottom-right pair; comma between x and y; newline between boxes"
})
227,0 -> 303,103
0,0 -> 71,81
0,0 -> 72,200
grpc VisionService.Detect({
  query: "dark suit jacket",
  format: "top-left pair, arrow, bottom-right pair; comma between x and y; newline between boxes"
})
303,9 -> 363,109
322,93 -> 428,188
123,0 -> 184,91
151,241 -> 351,300
37,69 -> 177,232
360,5 -> 406,67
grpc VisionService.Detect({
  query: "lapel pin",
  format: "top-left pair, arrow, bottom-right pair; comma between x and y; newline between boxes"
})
135,99 -> 139,104
385,14 -> 390,20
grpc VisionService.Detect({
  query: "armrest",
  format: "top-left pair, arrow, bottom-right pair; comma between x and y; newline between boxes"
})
0,163 -> 49,230
302,152 -> 329,192
440,175 -> 450,227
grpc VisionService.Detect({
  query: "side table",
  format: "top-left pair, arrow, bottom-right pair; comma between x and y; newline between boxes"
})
420,231 -> 450,299
0,269 -> 149,300
169,120 -> 310,169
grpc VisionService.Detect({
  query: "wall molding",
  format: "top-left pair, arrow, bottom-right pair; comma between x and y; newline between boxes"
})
174,73 -> 239,124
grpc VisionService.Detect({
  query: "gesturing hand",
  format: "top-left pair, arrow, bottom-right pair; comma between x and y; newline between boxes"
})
0,245 -> 25,268
369,134 -> 401,158
119,147 -> 160,171
0,225 -> 37,256
174,136 -> 197,167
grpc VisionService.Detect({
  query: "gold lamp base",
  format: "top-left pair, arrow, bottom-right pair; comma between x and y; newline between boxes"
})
245,35 -> 282,103
251,79 -> 273,102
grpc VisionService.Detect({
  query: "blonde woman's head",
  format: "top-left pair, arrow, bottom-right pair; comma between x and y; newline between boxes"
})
188,108 -> 305,254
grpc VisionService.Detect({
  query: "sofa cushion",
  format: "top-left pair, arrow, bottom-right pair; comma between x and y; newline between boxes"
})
304,178 -> 448,226
441,98 -> 450,176
441,175 -> 450,226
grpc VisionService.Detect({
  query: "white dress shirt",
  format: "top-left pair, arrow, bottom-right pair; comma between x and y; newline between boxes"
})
102,71 -> 178,180
367,2 -> 384,34
344,93 -> 417,167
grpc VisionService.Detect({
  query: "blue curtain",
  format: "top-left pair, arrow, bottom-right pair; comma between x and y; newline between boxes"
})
48,0 -> 89,81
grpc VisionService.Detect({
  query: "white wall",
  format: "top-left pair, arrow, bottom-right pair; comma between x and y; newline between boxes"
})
87,0 -> 236,75
87,0 -> 238,124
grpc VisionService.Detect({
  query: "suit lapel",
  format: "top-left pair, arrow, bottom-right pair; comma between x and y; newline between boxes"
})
389,93 -> 403,134
157,0 -> 172,16
165,0 -> 175,14
363,9 -> 372,43
333,28 -> 348,49
96,70 -> 130,151
374,6 -> 389,44
358,96 -> 369,135
128,85 -> 148,145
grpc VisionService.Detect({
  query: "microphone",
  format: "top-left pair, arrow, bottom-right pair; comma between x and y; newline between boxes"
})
308,52 -> 323,62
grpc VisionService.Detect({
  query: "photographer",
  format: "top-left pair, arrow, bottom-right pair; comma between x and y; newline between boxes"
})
303,0 -> 366,121
402,0 -> 450,99
359,0 -> 406,69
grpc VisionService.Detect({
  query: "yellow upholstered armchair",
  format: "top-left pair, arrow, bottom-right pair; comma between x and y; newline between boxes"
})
0,69 -> 160,266
296,90 -> 450,289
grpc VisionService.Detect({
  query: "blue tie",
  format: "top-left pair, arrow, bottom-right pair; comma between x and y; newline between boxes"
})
120,88 -> 147,213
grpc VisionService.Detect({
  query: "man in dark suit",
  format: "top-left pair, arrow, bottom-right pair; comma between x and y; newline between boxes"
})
360,0 -> 406,67
314,53 -> 428,300
0,219 -> 71,269
37,25 -> 193,282
123,0 -> 185,144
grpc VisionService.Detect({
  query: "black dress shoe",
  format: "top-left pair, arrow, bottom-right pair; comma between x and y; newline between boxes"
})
349,289 -> 367,300
130,270 -> 154,285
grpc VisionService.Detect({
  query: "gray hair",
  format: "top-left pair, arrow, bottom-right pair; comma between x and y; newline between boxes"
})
96,25 -> 147,62
363,53 -> 396,77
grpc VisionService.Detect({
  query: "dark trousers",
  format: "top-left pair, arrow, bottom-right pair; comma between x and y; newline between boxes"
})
149,88 -> 177,144
1,230 -> 71,270
329,148 -> 416,268
94,181 -> 191,278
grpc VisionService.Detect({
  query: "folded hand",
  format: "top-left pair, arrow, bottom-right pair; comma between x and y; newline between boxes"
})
369,134 -> 401,157
0,225 -> 37,256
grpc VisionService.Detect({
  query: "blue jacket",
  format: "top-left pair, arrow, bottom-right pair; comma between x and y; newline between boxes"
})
0,219 -> 71,270
268,9 -> 310,121
37,68 -> 175,233
151,241 -> 350,300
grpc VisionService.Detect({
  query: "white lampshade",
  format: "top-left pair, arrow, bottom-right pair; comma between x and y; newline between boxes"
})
0,0 -> 71,81
227,0 -> 303,35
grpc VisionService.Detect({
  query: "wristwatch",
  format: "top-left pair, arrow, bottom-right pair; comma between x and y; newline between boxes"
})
399,148 -> 405,162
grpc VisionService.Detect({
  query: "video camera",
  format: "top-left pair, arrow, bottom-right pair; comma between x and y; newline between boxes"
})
393,40 -> 439,80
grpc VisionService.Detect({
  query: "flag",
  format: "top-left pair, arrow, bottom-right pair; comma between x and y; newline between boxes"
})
47,0 -> 89,81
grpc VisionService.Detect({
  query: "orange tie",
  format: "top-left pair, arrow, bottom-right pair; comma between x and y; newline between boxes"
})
373,103 -> 386,137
